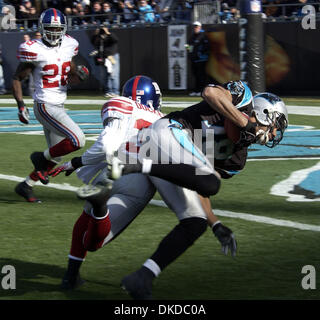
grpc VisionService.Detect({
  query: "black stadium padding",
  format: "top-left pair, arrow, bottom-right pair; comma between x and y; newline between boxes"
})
239,0 -> 266,94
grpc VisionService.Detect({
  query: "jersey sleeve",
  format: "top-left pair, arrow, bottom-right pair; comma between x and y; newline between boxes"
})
222,80 -> 253,110
71,37 -> 79,57
101,116 -> 132,163
81,130 -> 108,166
65,35 -> 79,57
17,41 -> 39,63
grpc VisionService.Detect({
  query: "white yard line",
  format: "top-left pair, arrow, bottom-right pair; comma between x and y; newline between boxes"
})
1,173 -> 319,232
149,200 -> 320,232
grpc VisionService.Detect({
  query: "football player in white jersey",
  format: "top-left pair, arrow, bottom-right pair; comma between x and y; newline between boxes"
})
13,8 -> 90,203
49,75 -> 237,298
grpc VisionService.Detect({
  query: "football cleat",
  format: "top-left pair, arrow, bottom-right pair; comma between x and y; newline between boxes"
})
121,267 -> 153,300
30,152 -> 49,185
60,272 -> 85,290
15,181 -> 41,203
76,182 -> 112,207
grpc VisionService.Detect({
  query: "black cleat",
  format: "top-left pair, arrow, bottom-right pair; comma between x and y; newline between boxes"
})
15,181 -> 41,203
30,152 -> 49,185
121,267 -> 153,300
60,272 -> 85,290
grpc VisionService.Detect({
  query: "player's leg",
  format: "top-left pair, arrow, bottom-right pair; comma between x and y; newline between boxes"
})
15,127 -> 64,202
32,102 -> 85,182
121,177 -> 207,299
62,174 -> 156,289
118,118 -> 220,197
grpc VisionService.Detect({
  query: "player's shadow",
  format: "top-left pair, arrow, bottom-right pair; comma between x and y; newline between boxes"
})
0,258 -> 109,299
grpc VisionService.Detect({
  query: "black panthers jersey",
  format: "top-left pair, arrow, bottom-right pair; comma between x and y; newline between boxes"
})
166,81 -> 253,132
165,80 -> 253,178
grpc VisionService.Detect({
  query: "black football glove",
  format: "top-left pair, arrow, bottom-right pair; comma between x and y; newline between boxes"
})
17,103 -> 30,124
237,120 -> 257,147
76,65 -> 90,81
212,222 -> 237,257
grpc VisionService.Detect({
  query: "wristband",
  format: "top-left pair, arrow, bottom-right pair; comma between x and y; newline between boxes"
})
212,221 -> 221,232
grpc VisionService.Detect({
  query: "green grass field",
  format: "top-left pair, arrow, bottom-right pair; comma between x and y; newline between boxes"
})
0,96 -> 319,301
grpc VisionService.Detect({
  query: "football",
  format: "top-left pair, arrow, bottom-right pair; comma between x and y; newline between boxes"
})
224,113 -> 249,143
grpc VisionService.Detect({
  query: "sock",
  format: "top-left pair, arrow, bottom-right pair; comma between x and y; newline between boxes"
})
83,213 -> 111,252
143,259 -> 161,277
25,171 -> 39,187
47,138 -> 80,159
46,160 -> 56,172
65,258 -> 83,280
69,211 -> 91,260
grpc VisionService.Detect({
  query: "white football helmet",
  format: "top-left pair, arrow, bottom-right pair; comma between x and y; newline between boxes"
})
252,92 -> 288,148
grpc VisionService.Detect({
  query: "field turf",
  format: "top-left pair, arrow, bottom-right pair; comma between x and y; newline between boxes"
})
0,95 -> 319,301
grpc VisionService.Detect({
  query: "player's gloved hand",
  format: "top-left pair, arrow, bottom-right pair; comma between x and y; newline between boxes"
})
255,128 -> 270,145
237,120 -> 257,147
17,103 -> 30,124
76,65 -> 90,81
212,222 -> 237,257
107,156 -> 124,180
49,161 -> 74,177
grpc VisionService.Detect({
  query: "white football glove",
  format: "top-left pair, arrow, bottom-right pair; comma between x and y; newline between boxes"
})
107,156 -> 124,180
256,129 -> 270,145
18,106 -> 30,124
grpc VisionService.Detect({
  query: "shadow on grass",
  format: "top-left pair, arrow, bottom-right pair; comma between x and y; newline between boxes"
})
0,258 -> 118,300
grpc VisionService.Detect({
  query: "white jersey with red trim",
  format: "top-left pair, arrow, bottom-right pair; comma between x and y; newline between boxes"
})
77,96 -> 164,184
17,35 -> 78,105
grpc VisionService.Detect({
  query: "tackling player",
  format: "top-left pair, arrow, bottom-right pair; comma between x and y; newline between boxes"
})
106,82 -> 289,299
112,81 -> 289,198
13,8 -> 90,203
49,75 -> 237,296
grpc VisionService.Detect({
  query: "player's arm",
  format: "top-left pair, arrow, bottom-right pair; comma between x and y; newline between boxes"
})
202,85 -> 249,128
12,62 -> 35,124
202,85 -> 257,146
199,195 -> 237,257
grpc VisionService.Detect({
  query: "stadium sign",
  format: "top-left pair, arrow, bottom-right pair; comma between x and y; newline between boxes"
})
167,25 -> 187,90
